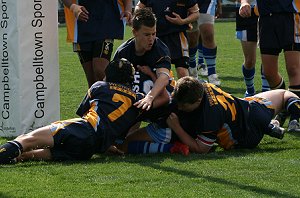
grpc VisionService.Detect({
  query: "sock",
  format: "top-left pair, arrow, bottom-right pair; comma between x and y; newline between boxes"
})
288,85 -> 300,98
260,65 -> 270,92
271,77 -> 285,90
286,97 -> 300,122
242,65 -> 255,95
203,46 -> 217,76
189,47 -> 197,68
0,141 -> 23,164
197,43 -> 204,65
127,141 -> 173,154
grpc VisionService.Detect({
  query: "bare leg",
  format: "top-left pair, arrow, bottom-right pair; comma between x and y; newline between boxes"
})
17,149 -> 52,162
255,89 -> 298,115
93,57 -> 109,82
261,54 -> 282,88
14,126 -> 54,158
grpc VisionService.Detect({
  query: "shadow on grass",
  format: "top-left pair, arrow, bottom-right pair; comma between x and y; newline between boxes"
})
0,193 -> 16,198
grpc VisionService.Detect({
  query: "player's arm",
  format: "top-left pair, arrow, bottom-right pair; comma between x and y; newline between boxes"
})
165,4 -> 200,26
167,113 -> 212,153
121,0 -> 132,22
62,0 -> 89,21
239,0 -> 251,17
134,67 -> 170,110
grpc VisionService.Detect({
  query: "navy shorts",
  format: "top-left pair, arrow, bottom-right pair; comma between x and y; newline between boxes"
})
50,118 -> 97,161
73,39 -> 114,63
235,7 -> 258,42
159,32 -> 189,68
259,13 -> 300,55
236,97 -> 274,149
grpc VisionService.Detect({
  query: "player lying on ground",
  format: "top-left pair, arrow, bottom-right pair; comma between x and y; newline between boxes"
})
118,76 -> 300,155
0,58 -> 161,164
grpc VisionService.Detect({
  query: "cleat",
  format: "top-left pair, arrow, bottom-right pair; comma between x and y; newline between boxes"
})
170,141 -> 189,156
244,91 -> 255,97
188,67 -> 198,78
197,63 -> 208,76
287,120 -> 300,133
274,111 -> 288,127
268,120 -> 285,139
208,74 -> 221,86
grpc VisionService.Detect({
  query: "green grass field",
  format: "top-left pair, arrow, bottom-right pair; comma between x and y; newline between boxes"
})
1,22 -> 300,197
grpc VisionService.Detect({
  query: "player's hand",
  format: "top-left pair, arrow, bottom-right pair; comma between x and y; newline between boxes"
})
239,2 -> 251,18
120,11 -> 132,24
167,112 -> 180,129
165,12 -> 184,25
70,4 -> 89,22
106,145 -> 125,156
134,94 -> 154,111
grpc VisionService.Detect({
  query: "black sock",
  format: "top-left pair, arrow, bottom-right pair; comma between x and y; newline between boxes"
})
0,141 -> 23,164
286,97 -> 300,122
288,85 -> 300,98
271,78 -> 285,90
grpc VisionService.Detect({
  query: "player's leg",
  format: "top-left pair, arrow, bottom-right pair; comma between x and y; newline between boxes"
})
255,89 -> 300,132
241,40 -> 257,96
16,149 -> 52,162
92,39 -> 114,82
199,20 -> 220,85
75,42 -> 95,87
122,123 -> 177,154
175,32 -> 190,78
0,126 -> 54,164
187,21 -> 200,78
285,51 -> 300,97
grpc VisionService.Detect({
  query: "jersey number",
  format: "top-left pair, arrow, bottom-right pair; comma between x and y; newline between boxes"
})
108,93 -> 132,122
213,86 -> 237,121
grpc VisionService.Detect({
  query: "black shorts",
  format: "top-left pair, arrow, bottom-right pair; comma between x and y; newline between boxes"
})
159,32 -> 189,68
259,13 -> 300,55
50,118 -> 97,161
73,39 -> 114,63
235,7 -> 258,42
236,98 -> 274,149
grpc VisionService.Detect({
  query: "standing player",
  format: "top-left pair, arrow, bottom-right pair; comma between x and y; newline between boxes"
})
235,0 -> 270,96
0,59 -> 158,164
240,0 -> 300,127
62,0 -> 132,87
188,0 -> 221,86
134,0 -> 199,79
113,8 -> 173,110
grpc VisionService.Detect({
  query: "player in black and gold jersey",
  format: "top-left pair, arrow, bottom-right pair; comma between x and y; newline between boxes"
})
0,59 -> 157,164
167,76 -> 300,153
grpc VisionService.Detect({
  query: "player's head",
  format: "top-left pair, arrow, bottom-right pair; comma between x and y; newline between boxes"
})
105,58 -> 135,86
132,8 -> 157,52
172,76 -> 204,112
132,8 -> 157,30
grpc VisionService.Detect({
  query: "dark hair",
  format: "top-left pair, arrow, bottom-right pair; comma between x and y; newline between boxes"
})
172,76 -> 204,104
105,58 -> 135,86
132,8 -> 157,30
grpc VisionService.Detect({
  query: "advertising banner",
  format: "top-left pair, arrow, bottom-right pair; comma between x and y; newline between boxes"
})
0,0 -> 60,137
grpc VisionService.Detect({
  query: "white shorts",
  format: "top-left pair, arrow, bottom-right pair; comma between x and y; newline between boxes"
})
187,14 -> 215,32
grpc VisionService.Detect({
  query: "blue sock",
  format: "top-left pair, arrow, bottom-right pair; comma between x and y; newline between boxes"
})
261,65 -> 270,92
242,65 -> 255,96
189,47 -> 197,68
203,46 -> 217,76
127,141 -> 173,154
197,43 -> 204,65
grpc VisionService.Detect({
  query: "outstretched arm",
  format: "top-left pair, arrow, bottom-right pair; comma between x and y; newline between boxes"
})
167,113 -> 212,153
